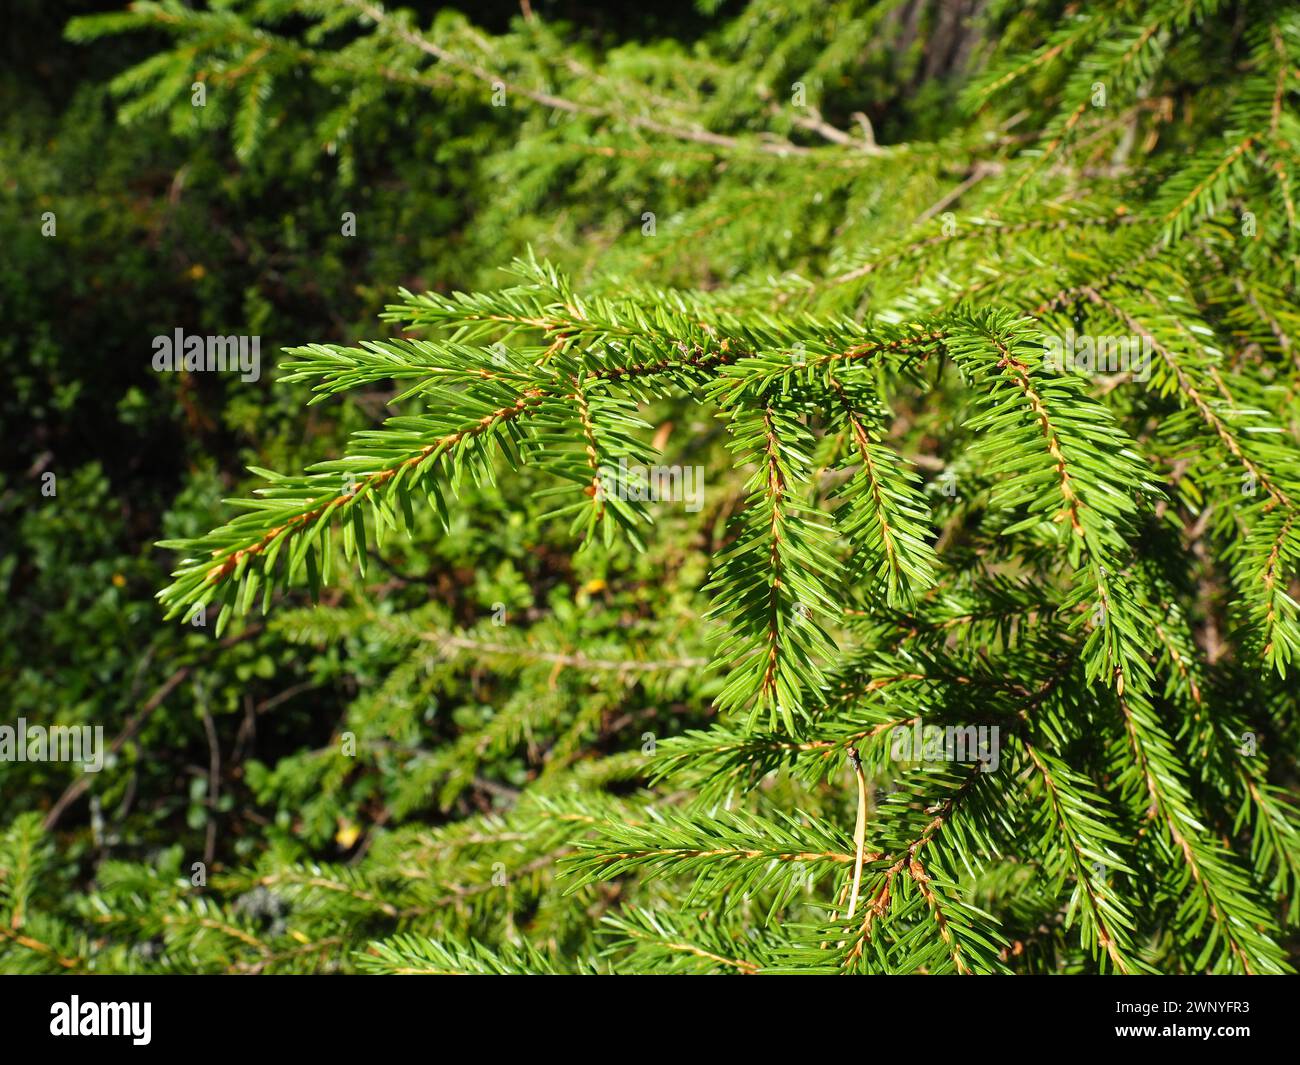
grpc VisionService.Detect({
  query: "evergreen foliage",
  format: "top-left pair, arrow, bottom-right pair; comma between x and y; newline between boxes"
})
4,0 -> 1300,975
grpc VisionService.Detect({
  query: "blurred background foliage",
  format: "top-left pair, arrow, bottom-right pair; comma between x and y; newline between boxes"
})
0,11 -> 590,836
